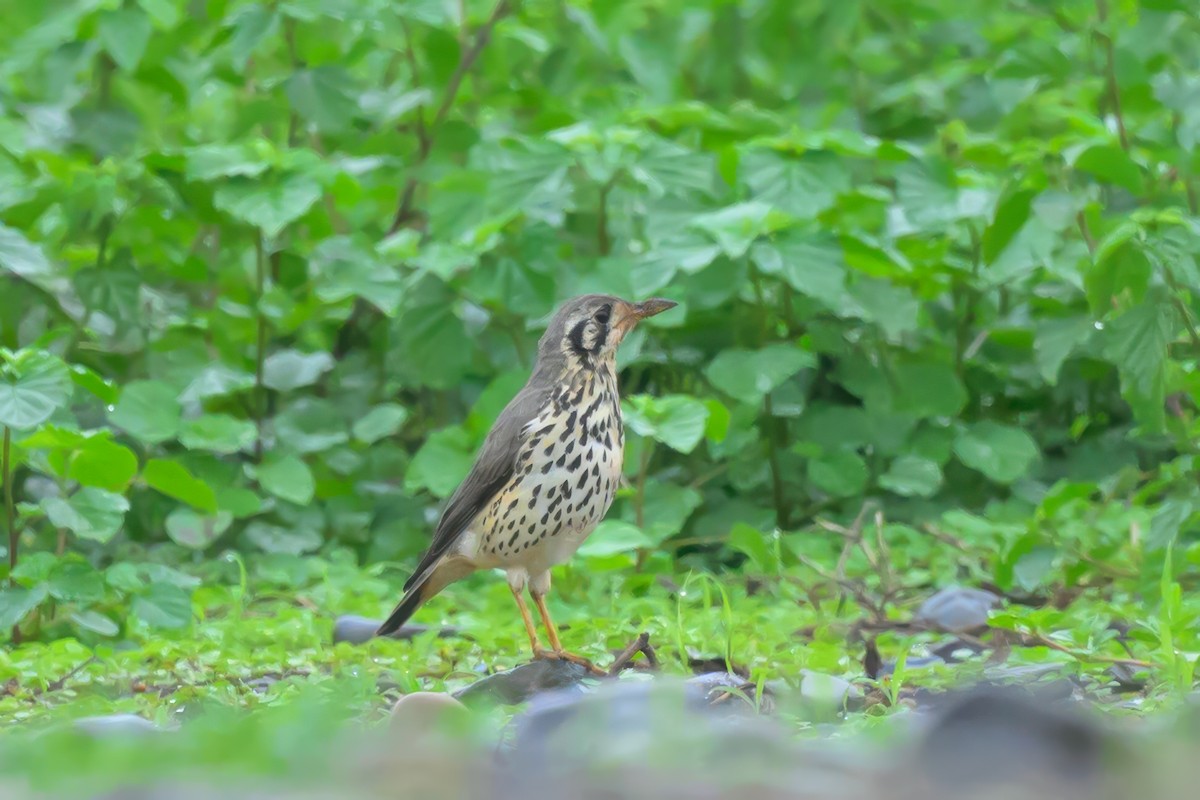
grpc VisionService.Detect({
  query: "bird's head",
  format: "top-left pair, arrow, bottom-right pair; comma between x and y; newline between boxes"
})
536,294 -> 676,372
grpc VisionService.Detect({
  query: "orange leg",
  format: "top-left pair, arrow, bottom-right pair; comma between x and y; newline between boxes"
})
509,585 -> 544,653
531,592 -> 606,676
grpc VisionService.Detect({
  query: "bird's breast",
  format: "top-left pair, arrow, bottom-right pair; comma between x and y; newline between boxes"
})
471,372 -> 624,569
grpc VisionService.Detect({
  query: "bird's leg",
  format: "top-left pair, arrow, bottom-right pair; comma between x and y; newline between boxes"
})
531,591 -> 606,676
509,585 -> 544,654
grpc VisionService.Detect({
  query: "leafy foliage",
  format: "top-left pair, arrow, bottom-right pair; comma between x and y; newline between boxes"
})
0,0 -> 1199,734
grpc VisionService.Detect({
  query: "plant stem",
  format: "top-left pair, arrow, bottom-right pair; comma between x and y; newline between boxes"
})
597,178 -> 614,255
3,426 -> 14,582
1095,0 -> 1129,152
635,443 -> 652,529
254,235 -> 267,462
389,0 -> 514,232
763,395 -> 788,528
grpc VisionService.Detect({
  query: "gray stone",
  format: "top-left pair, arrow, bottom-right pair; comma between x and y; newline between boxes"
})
916,586 -> 1000,632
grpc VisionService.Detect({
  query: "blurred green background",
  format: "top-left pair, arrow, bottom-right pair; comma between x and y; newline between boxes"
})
1,0 -> 1200,764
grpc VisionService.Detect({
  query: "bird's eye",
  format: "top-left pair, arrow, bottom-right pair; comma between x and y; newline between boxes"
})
595,307 -> 611,325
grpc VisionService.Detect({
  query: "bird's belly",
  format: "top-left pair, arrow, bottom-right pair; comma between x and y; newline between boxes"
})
471,416 -> 623,570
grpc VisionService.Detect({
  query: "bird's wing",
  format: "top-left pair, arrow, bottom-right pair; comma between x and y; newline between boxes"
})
402,382 -> 550,592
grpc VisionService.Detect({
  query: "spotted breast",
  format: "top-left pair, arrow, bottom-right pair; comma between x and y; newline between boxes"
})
463,362 -> 624,574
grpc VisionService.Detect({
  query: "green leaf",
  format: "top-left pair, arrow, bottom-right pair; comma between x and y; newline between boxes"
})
1034,317 -> 1094,384
70,609 -> 120,637
143,459 -> 217,512
1104,297 -> 1178,432
879,455 -> 943,497
577,520 -> 654,557
808,450 -> 868,497
1072,144 -> 1142,194
845,278 -> 920,338
406,427 -> 474,498
1147,500 -> 1195,551
352,404 -> 409,444
690,201 -> 788,258
41,488 -> 129,543
953,422 -> 1039,484
214,173 -> 323,238
97,8 -> 152,72
244,521 -> 322,555
47,559 -> 105,603
0,349 -> 71,430
138,0 -> 181,27
272,398 -> 348,454
704,344 -> 815,406
1085,226 -> 1153,313
69,437 -> 139,491
728,523 -> 777,573
639,483 -> 702,544
890,362 -> 968,418
623,394 -> 711,453
311,236 -> 404,316
0,586 -> 47,631
179,414 -> 257,454
751,231 -> 847,310
741,150 -> 849,219
262,349 -> 334,392
982,189 -> 1035,264
0,224 -> 65,297
166,508 -> 233,550
253,454 -> 315,505
184,143 -> 270,181
285,67 -> 360,133
132,583 -> 193,629
110,380 -> 181,444
226,4 -> 278,68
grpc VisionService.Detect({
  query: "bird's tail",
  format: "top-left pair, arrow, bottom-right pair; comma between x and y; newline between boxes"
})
375,580 -> 429,637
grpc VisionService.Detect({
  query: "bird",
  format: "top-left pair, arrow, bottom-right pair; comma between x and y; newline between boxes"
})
377,294 -> 677,672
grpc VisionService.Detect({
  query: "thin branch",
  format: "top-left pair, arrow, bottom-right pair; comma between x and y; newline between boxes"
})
253,236 -> 268,462
597,177 -> 615,255
3,426 -> 17,643
1161,268 -> 1200,355
1076,212 -> 1097,255
1095,0 -> 1130,152
400,19 -> 430,155
389,0 -> 514,232
3,426 -> 14,582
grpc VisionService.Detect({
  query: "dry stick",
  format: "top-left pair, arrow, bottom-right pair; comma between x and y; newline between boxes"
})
389,0 -> 514,232
607,632 -> 656,676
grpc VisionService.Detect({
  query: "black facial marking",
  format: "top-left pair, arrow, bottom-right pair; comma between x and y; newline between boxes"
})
568,319 -> 590,359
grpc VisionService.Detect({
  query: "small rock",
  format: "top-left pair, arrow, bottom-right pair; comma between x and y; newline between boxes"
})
389,691 -> 470,733
452,659 -> 592,706
73,714 -> 163,737
332,614 -> 457,645
878,655 -> 945,677
497,677 -> 797,795
1106,662 -> 1146,692
686,671 -> 773,712
907,687 -> 1111,799
916,586 -> 1000,633
798,670 -> 864,715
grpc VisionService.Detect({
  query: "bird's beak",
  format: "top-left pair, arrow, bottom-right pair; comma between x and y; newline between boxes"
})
614,297 -> 677,335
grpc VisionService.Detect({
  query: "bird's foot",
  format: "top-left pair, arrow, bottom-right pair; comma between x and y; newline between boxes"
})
531,646 -> 607,676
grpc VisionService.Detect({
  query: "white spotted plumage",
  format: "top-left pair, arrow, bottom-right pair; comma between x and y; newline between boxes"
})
461,362 -> 623,593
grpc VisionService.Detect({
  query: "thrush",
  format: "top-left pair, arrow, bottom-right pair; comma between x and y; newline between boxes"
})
377,295 -> 676,671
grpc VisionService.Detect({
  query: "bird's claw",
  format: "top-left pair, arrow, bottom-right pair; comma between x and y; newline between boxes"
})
531,647 -> 608,676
